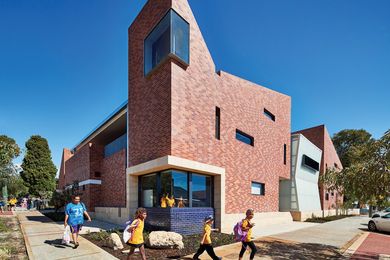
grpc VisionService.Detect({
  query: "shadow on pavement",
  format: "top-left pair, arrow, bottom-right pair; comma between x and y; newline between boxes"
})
26,215 -> 53,223
44,239 -> 73,249
350,251 -> 379,260
254,239 -> 346,260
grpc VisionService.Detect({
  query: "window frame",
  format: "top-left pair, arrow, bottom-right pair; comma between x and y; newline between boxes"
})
138,169 -> 214,208
251,182 -> 265,196
235,129 -> 254,146
264,108 -> 276,122
215,107 -> 220,140
143,9 -> 190,76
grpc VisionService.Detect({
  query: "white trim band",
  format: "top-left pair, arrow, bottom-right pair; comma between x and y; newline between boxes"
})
79,179 -> 102,186
126,155 -> 225,176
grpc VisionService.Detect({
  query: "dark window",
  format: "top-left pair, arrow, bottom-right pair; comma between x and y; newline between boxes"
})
104,134 -> 127,158
334,163 -> 338,169
264,108 -> 275,121
139,171 -> 213,208
302,154 -> 320,171
82,185 -> 86,191
192,174 -> 212,207
144,9 -> 189,75
331,192 -> 334,196
325,193 -> 329,200
383,213 -> 390,219
236,129 -> 254,146
140,174 -> 158,207
215,107 -> 220,140
251,182 -> 265,195
283,144 -> 287,165
161,170 -> 188,206
95,172 -> 101,178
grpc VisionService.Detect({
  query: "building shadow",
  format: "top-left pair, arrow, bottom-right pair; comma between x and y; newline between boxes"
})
254,239 -> 346,260
44,239 -> 73,249
26,216 -> 53,223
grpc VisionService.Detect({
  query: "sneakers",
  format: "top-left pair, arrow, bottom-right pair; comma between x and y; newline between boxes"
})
74,242 -> 79,249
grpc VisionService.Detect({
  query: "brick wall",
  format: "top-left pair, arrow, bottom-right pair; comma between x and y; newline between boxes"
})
145,207 -> 214,235
100,149 -> 126,207
128,0 -> 291,214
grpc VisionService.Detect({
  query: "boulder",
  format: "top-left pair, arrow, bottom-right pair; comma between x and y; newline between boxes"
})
146,231 -> 184,250
105,233 -> 124,250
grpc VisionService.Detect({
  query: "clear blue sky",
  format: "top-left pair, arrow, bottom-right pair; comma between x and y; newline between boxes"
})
1,0 -> 389,171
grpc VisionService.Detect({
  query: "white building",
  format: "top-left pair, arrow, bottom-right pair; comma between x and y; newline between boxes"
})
279,133 -> 322,220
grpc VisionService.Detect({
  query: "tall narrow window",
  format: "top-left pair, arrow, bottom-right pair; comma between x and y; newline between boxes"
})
264,108 -> 275,122
283,144 -> 287,165
236,129 -> 254,146
215,107 -> 220,140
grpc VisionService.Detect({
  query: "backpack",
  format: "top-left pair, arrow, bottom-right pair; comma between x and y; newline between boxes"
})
123,219 -> 140,243
233,220 -> 248,242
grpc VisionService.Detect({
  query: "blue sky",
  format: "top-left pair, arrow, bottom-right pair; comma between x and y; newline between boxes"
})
1,0 -> 389,171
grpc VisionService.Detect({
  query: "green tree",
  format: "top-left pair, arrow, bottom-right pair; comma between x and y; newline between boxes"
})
0,135 -> 22,200
21,135 -> 57,197
321,129 -> 390,215
332,129 -> 372,168
0,135 -> 20,170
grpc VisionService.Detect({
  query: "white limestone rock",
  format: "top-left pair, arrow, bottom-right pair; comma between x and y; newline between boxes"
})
106,233 -> 124,250
146,231 -> 184,250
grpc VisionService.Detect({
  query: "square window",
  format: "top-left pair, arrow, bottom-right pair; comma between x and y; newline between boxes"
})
236,129 -> 254,146
251,182 -> 265,195
144,9 -> 189,75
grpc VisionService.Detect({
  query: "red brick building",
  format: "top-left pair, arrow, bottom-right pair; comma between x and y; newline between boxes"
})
59,0 -> 293,233
293,125 -> 344,211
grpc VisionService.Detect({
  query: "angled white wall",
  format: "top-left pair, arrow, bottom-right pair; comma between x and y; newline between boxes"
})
280,134 -> 322,212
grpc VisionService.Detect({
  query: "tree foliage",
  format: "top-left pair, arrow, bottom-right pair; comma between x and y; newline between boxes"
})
0,135 -> 20,170
321,129 -> 390,209
332,129 -> 372,168
0,135 -> 27,198
21,135 -> 57,197
50,181 -> 80,212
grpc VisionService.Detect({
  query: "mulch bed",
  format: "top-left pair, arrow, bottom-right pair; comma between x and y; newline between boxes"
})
305,215 -> 352,223
0,216 -> 28,259
82,232 -> 235,260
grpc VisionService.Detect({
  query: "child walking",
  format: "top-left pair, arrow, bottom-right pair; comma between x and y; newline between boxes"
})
193,215 -> 222,260
239,209 -> 257,260
126,208 -> 147,260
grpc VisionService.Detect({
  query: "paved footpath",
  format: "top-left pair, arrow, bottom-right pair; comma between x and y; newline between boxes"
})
17,211 -> 118,260
348,232 -> 390,259
185,216 -> 370,259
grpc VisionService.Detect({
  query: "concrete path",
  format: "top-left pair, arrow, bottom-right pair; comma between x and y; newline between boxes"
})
17,211 -> 118,260
53,218 -> 122,235
348,232 -> 390,259
251,221 -> 319,238
270,216 -> 369,248
185,216 -> 370,259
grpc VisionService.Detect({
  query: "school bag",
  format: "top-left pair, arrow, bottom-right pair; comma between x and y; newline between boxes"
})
123,219 -> 140,243
233,220 -> 248,242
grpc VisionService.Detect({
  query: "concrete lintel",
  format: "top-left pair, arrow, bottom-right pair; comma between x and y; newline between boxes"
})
126,155 -> 225,176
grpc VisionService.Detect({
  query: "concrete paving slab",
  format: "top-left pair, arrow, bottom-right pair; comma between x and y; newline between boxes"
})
269,216 -> 369,248
17,211 -> 118,260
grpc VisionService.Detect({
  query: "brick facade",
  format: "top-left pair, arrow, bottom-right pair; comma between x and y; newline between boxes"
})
128,0 -> 291,214
145,207 -> 214,235
293,125 -> 344,210
58,142 -> 126,211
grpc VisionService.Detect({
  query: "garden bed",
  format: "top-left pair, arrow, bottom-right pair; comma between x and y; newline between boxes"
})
82,230 -> 235,259
0,216 -> 28,259
305,214 -> 352,223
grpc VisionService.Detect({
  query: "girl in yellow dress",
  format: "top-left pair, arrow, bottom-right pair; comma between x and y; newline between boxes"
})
126,208 -> 147,260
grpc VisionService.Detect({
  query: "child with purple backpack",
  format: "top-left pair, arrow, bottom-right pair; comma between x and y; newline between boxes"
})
234,208 -> 258,260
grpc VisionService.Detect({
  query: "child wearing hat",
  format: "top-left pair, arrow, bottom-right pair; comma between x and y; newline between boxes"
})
193,215 -> 222,260
238,209 -> 257,260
